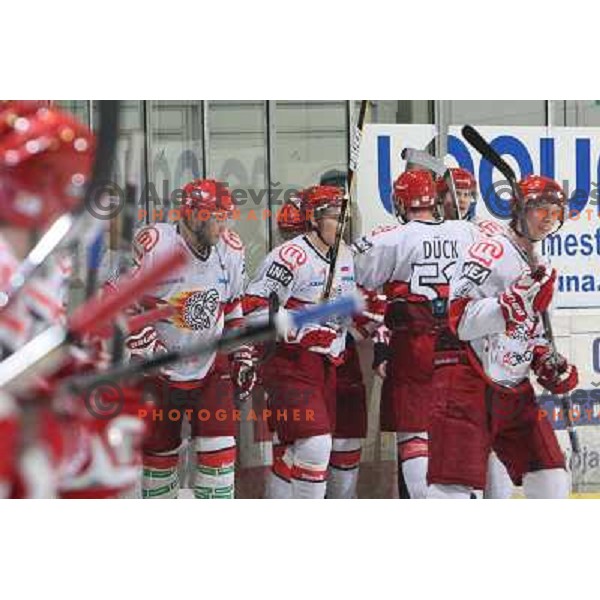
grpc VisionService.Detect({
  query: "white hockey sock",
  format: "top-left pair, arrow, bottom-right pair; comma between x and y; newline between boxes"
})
396,432 -> 428,499
265,437 -> 293,499
523,468 -> 569,499
426,483 -> 473,499
193,436 -> 236,499
327,438 -> 361,499
484,452 -> 513,499
143,450 -> 180,499
291,434 -> 332,499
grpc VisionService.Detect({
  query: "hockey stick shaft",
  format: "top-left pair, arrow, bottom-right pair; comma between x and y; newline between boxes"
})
70,247 -> 187,338
322,101 -> 368,300
401,148 -> 446,176
68,293 -> 365,392
0,247 -> 188,390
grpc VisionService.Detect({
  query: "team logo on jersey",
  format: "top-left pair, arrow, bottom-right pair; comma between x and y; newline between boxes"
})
266,262 -> 294,287
170,289 -> 220,330
279,244 -> 307,269
461,262 -> 491,286
467,238 -> 504,268
477,219 -> 505,237
135,226 -> 159,253
352,237 -> 373,254
221,229 -> 243,251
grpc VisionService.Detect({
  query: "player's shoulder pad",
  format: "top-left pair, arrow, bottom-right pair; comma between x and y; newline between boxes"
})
219,228 -> 245,253
352,224 -> 399,255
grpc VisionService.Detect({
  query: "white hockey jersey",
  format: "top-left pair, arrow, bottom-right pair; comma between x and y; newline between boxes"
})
131,223 -> 246,382
449,232 -> 550,388
0,235 -> 71,355
244,234 -> 356,360
352,219 -> 480,313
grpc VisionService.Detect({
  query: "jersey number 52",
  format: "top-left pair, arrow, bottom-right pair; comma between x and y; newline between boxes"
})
410,262 -> 456,300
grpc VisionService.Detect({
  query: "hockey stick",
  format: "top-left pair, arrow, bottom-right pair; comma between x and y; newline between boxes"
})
67,292 -> 365,393
110,134 -> 142,365
401,148 -> 446,176
0,101 -> 120,310
462,124 -> 580,453
322,101 -> 369,301
0,247 -> 188,392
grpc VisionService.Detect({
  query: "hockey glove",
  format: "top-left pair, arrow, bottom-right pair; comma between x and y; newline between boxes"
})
532,345 -> 578,394
499,267 -> 556,332
230,345 -> 257,402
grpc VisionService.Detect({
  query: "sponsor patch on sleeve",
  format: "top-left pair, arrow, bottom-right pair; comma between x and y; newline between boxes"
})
352,236 -> 374,254
461,261 -> 492,286
266,261 -> 294,287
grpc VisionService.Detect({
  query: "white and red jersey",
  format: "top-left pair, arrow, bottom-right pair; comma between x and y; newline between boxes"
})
352,219 -> 480,311
131,223 -> 246,382
448,232 -> 550,388
472,216 -> 507,238
244,234 -> 356,360
0,235 -> 70,355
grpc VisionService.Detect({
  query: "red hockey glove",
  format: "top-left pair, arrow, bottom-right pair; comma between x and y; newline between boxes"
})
297,326 -> 338,352
532,346 -> 578,394
125,326 -> 167,362
499,267 -> 556,332
230,345 -> 257,402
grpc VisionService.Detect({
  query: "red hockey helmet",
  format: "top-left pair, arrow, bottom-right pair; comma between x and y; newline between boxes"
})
0,101 -> 95,229
301,185 -> 345,220
436,167 -> 477,196
393,170 -> 436,216
181,178 -> 234,218
277,193 -> 306,234
511,175 -> 567,238
517,175 -> 566,208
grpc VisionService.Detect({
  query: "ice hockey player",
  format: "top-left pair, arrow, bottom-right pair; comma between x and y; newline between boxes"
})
427,175 -> 576,499
130,178 -> 254,499
271,191 -> 368,499
353,169 -> 481,499
435,167 -> 513,499
0,100 -> 148,499
244,185 -> 356,499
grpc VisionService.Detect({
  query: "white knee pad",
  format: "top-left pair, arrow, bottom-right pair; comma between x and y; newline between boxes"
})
193,436 -> 236,499
328,438 -> 362,499
266,433 -> 294,499
523,468 -> 569,499
485,452 -> 513,499
291,434 -> 332,499
426,483 -> 474,499
332,438 -> 362,454
293,434 -> 332,475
